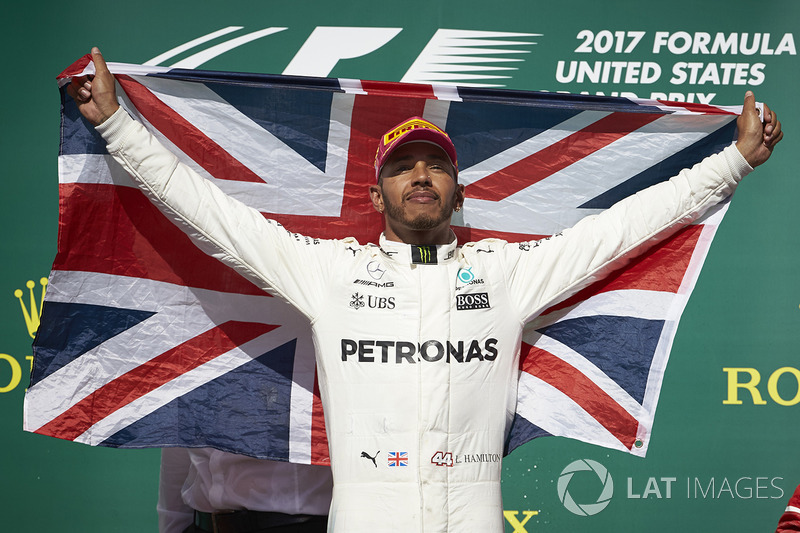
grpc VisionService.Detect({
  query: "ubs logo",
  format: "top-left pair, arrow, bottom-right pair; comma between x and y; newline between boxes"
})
350,293 -> 396,310
350,293 -> 365,310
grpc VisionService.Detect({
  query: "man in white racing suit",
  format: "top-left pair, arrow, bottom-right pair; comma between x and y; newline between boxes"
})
68,48 -> 782,532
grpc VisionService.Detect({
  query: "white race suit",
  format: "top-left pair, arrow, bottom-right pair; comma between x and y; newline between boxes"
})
96,108 -> 751,532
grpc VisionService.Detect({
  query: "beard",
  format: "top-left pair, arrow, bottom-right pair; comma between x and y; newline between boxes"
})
383,189 -> 453,230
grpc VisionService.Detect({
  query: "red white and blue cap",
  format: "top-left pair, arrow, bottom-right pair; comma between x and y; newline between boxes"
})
374,117 -> 458,180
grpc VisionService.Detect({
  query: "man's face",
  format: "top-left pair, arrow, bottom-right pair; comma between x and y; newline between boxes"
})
371,142 -> 464,243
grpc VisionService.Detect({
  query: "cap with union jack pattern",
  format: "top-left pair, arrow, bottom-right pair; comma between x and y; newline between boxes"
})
375,116 -> 458,180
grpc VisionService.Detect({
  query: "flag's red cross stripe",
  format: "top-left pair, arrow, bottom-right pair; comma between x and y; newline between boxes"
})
56,183 -> 265,295
36,321 -> 278,440
57,54 -> 93,80
521,344 -> 639,450
464,112 -> 663,202
543,224 -> 704,316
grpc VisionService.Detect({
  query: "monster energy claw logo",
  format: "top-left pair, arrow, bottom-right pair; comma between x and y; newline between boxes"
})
557,459 -> 614,516
411,245 -> 437,264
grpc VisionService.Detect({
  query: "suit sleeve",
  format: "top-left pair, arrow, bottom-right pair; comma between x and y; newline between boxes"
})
499,144 -> 753,322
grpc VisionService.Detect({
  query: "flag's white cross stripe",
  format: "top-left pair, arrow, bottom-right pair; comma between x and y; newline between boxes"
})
74,315 -> 310,447
124,75 -> 356,217
59,153 -> 136,187
26,270 -> 308,431
521,332 -> 650,424
287,332 -> 317,464
515,371 -> 644,455
460,113 -> 734,235
457,111 -> 610,187
527,288 -> 683,330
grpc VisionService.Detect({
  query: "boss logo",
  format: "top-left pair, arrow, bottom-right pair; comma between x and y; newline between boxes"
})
456,292 -> 490,310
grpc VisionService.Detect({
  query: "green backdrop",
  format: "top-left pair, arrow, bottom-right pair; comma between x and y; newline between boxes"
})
2,1 -> 797,531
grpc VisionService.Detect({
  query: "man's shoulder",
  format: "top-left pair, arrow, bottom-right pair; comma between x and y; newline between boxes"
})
272,226 -> 371,250
459,236 -> 550,261
460,237 -> 510,253
321,237 -> 385,258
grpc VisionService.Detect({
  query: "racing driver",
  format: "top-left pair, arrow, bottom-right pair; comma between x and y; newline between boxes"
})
68,47 -> 782,532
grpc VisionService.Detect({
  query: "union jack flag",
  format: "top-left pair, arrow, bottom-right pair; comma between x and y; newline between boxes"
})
388,452 -> 409,467
23,55 -> 743,463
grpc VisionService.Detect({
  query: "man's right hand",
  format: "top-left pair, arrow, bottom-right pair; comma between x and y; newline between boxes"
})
66,47 -> 120,126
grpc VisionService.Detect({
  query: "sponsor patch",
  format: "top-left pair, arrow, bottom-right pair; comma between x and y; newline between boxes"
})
457,268 -> 474,283
349,293 -> 365,310
340,338 -> 498,363
353,279 -> 395,288
388,451 -> 408,467
456,292 -> 490,310
361,450 -> 379,468
367,260 -> 386,280
349,293 -> 395,310
411,245 -> 437,264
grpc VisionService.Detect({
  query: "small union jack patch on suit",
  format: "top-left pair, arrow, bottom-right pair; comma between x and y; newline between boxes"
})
388,451 -> 408,467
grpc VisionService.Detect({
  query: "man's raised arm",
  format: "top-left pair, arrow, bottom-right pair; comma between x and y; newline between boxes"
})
503,90 -> 782,321
62,47 -> 344,321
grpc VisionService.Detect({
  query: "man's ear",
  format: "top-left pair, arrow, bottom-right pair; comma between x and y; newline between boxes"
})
369,184 -> 384,213
454,183 -> 465,211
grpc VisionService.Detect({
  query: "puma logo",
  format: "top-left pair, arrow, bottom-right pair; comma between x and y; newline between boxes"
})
361,450 -> 379,468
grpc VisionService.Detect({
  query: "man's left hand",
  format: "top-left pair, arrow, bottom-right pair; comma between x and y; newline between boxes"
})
736,91 -> 783,168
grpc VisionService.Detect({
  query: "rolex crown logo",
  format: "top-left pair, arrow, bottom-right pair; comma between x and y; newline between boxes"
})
15,277 -> 48,339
